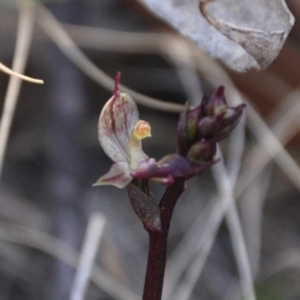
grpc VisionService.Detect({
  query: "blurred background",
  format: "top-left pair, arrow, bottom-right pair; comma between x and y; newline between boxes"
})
0,0 -> 300,299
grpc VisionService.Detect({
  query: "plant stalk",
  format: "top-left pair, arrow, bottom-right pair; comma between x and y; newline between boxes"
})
142,230 -> 168,300
142,178 -> 186,300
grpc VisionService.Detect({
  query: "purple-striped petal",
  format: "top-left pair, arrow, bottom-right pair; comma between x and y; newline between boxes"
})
98,73 -> 140,163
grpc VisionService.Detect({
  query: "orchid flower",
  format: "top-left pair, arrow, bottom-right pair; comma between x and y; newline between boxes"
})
93,73 -> 156,188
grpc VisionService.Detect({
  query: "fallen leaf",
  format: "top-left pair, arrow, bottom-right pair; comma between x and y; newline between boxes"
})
137,0 -> 295,71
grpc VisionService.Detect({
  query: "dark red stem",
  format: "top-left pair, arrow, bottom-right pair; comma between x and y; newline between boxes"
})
142,230 -> 168,300
142,178 -> 186,300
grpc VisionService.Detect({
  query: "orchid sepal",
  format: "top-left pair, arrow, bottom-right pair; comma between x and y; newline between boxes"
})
93,161 -> 132,189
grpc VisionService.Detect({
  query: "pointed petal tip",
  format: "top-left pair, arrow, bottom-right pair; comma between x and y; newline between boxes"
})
92,177 -> 107,187
92,177 -> 131,189
92,180 -> 103,187
93,162 -> 133,189
113,72 -> 122,96
215,86 -> 225,97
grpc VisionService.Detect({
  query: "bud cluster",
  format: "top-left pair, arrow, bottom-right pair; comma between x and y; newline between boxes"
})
177,86 -> 246,164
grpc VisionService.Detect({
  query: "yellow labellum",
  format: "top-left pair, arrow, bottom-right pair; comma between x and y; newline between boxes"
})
133,120 -> 151,140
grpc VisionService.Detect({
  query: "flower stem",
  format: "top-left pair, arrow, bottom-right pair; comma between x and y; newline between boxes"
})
142,178 -> 186,300
142,230 -> 168,300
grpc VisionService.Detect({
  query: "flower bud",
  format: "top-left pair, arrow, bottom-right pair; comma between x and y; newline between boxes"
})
203,86 -> 227,116
186,105 -> 202,143
218,104 -> 246,139
177,103 -> 203,156
197,116 -> 219,139
187,141 -> 216,163
223,104 -> 246,126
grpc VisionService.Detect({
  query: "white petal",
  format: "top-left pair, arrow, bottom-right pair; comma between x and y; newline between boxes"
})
98,91 -> 139,162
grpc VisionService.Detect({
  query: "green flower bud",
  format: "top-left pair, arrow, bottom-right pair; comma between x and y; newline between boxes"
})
186,105 -> 202,143
187,141 -> 216,163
